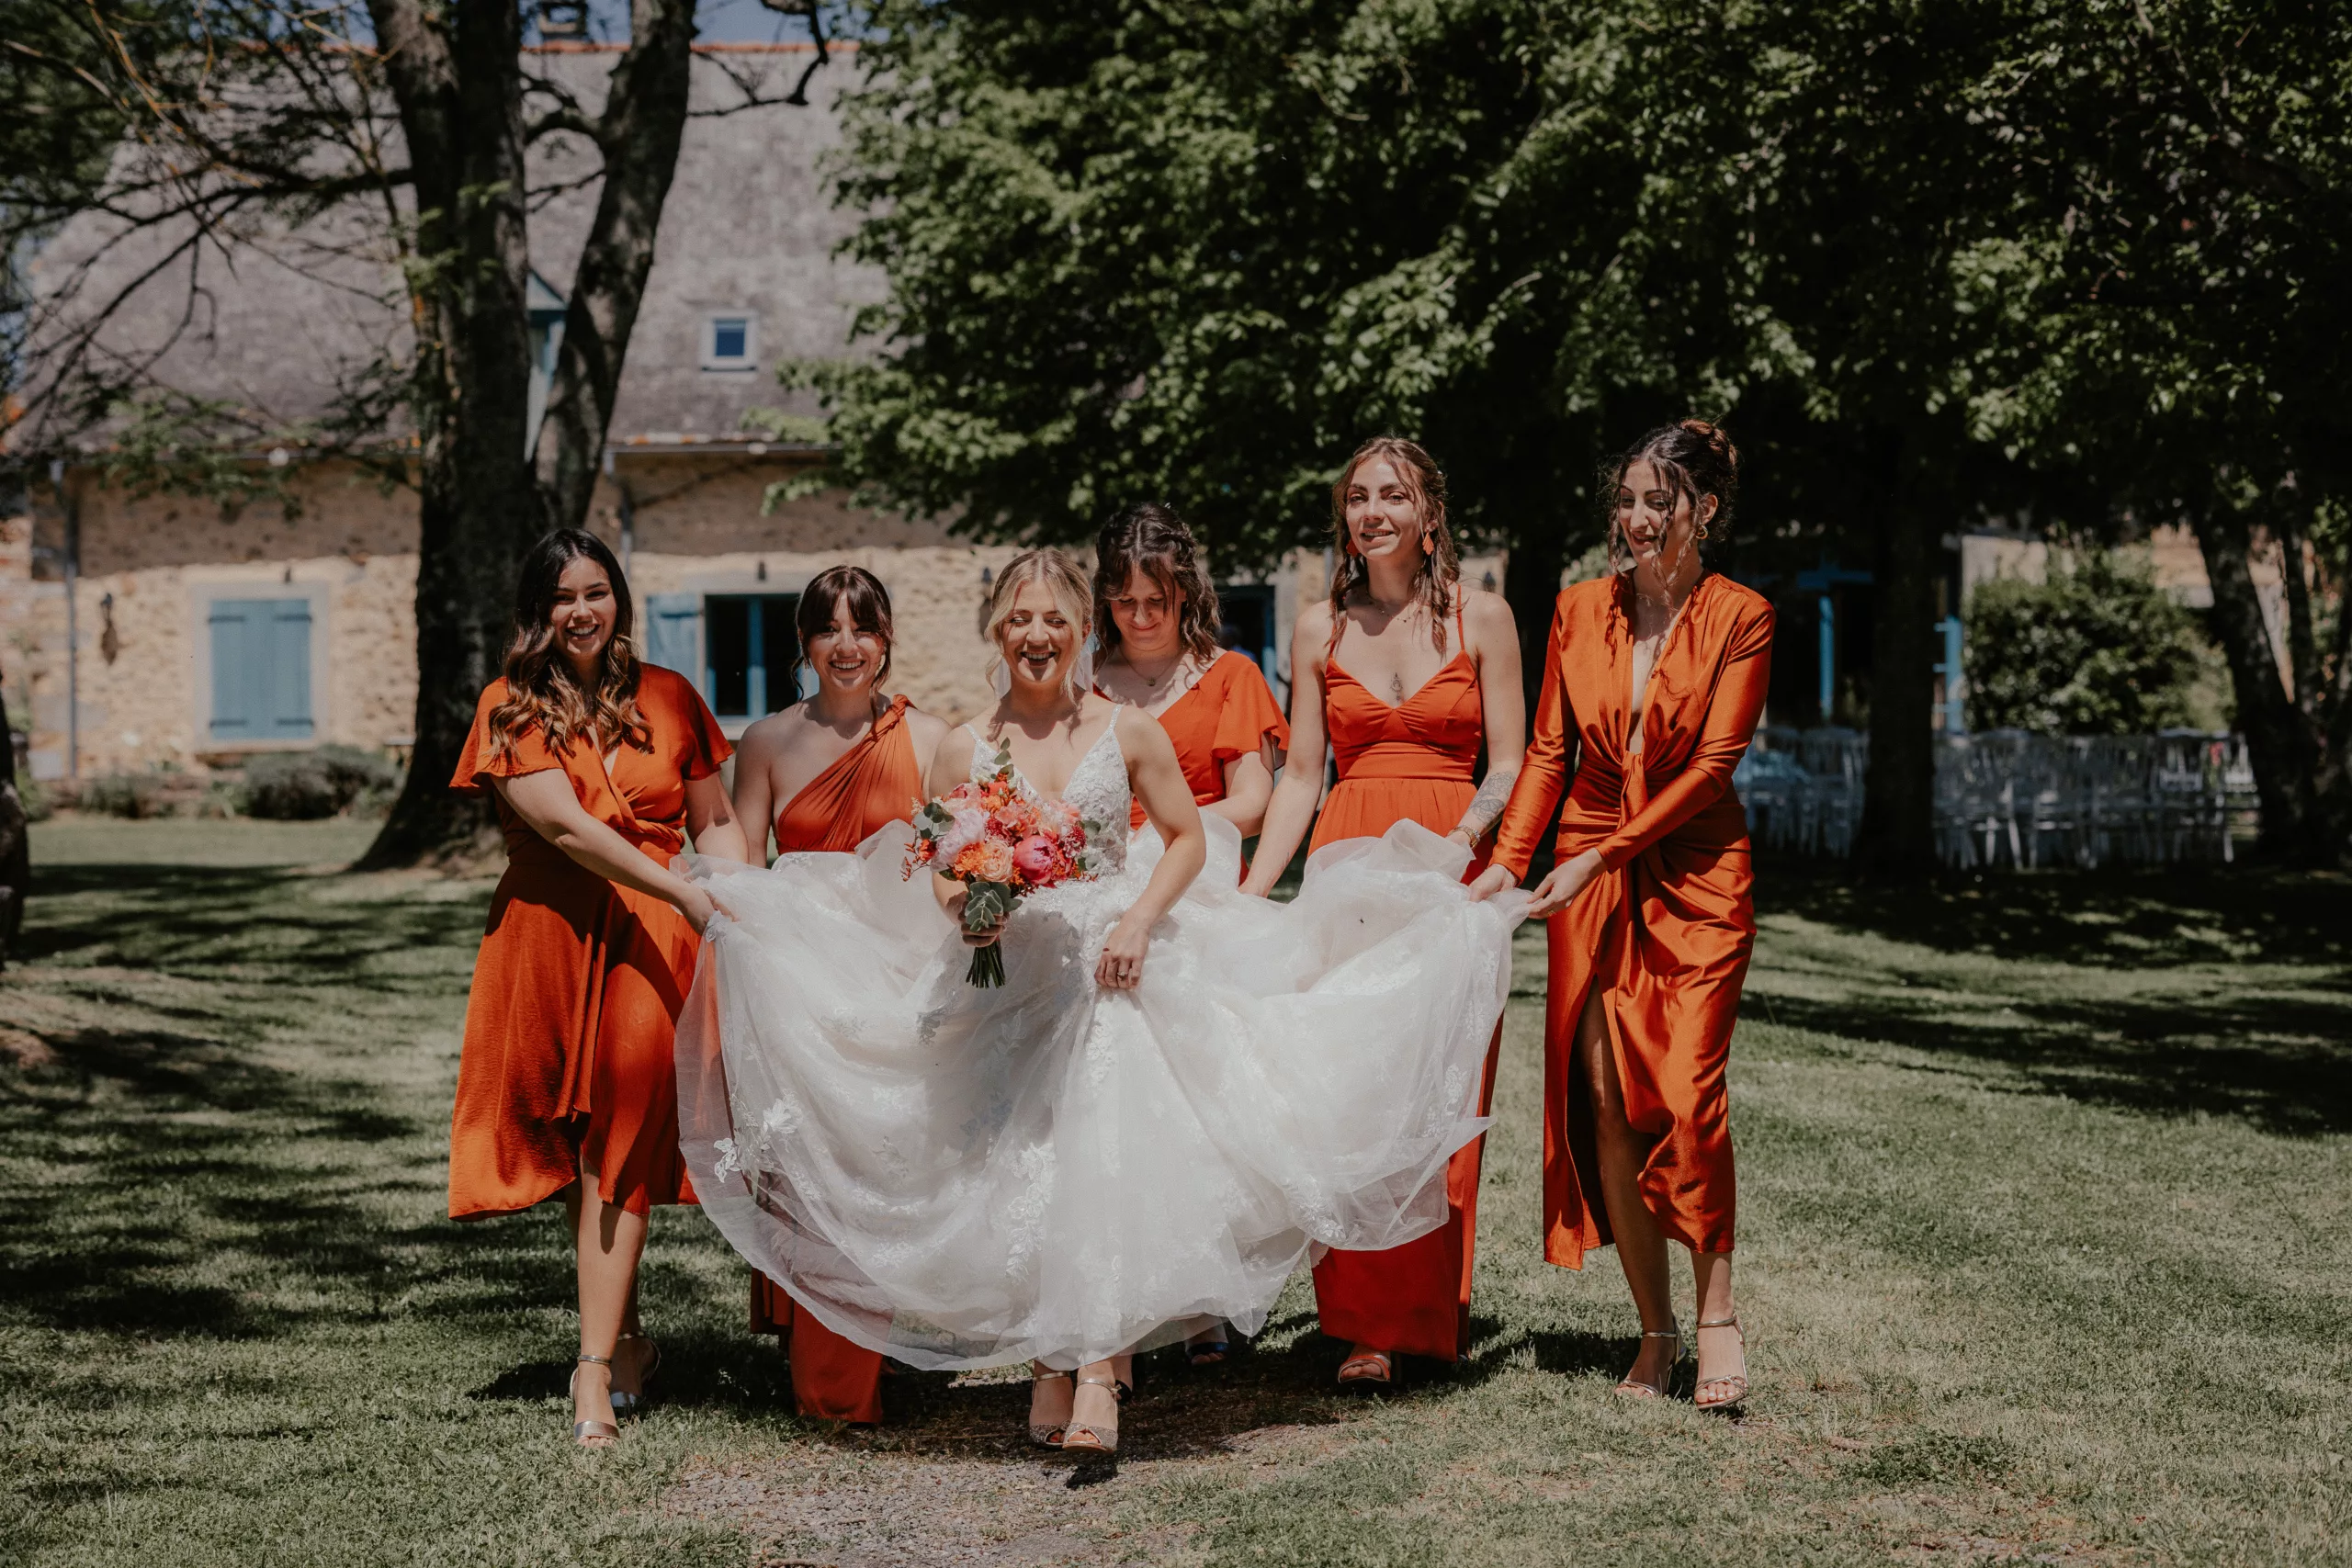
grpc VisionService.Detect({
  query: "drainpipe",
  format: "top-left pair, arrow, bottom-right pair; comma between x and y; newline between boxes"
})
50,457 -> 78,784
605,446 -> 634,576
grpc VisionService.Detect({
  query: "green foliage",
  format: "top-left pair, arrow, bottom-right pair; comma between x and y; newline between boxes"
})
239,746 -> 401,820
74,770 -> 174,819
1964,550 -> 2216,735
803,0 -> 1772,564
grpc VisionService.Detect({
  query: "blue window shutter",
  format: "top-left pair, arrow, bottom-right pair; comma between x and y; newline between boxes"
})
268,600 -> 314,739
209,597 -> 314,741
643,594 -> 704,694
209,601 -> 258,739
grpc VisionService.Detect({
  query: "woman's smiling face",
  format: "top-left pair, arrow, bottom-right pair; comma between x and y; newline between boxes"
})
804,589 -> 887,699
550,557 -> 617,672
1342,457 -> 1428,564
999,578 -> 1082,692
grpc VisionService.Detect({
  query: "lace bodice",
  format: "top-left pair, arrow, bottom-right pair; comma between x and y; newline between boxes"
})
966,711 -> 1131,875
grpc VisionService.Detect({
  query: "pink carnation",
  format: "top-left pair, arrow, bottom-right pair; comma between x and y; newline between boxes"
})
935,807 -> 989,862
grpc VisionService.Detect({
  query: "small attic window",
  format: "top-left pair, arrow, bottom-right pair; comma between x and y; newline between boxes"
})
702,312 -> 757,371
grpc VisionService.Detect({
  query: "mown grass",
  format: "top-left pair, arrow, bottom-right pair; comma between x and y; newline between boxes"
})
2,820 -> 2346,1566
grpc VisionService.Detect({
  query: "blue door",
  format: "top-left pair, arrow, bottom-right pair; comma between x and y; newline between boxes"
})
209,598 -> 314,741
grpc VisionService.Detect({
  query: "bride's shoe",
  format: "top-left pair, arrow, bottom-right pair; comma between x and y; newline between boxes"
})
1059,1374 -> 1121,1456
1027,1368 -> 1074,1448
1613,1323 -> 1681,1400
1694,1315 -> 1748,1411
570,1353 -> 620,1448
608,1331 -> 660,1416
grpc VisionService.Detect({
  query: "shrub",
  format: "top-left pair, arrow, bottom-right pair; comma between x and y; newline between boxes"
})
1963,549 -> 2219,735
77,771 -> 172,819
241,746 -> 402,820
17,779 -> 55,823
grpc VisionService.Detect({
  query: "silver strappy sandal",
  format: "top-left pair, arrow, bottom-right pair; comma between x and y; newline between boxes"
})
1613,1322 -> 1681,1399
1694,1315 -> 1748,1410
609,1331 -> 660,1416
571,1352 -> 620,1447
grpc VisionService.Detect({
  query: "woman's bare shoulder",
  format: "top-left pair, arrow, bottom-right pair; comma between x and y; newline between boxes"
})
734,704 -> 807,756
901,705 -> 954,748
1460,585 -> 1519,638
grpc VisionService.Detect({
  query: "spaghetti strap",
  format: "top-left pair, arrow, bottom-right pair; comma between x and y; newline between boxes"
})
1453,598 -> 1465,659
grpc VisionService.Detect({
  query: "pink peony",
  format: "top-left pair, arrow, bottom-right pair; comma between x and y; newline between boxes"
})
934,807 -> 989,862
1012,834 -> 1061,883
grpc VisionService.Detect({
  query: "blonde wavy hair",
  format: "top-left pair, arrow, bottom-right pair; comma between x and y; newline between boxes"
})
981,548 -> 1095,702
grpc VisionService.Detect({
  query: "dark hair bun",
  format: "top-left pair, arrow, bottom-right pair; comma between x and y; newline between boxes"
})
1676,417 -> 1739,478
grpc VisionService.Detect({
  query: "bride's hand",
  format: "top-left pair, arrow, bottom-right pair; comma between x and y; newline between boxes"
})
1096,914 -> 1149,989
1524,849 -> 1604,919
947,886 -> 1009,947
1466,864 -> 1518,903
680,886 -> 720,935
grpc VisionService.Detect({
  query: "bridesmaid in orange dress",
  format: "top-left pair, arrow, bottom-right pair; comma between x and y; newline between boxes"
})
1471,420 -> 1770,1410
1242,437 -> 1524,1390
726,565 -> 948,1426
447,528 -> 746,1448
1091,502 -> 1290,1368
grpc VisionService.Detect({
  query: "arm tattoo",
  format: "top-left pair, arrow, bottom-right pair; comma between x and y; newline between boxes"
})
1453,764 -> 1519,843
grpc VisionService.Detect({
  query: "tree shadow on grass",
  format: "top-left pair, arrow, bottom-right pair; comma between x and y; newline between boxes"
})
1750,856 -> 2352,1136
1755,853 -> 2352,969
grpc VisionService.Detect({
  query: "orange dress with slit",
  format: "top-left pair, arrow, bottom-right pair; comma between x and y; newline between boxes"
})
1123,650 -> 1290,832
1489,572 -> 1772,1267
746,694 -> 923,1424
1305,622 -> 1503,1362
447,665 -> 729,1221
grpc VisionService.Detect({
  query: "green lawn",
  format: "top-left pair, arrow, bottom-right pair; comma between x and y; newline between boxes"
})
2,818 -> 2346,1566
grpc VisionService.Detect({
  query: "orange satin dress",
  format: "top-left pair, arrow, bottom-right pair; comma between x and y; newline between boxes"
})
1490,572 -> 1773,1267
745,694 -> 924,1425
1123,650 -> 1290,832
447,665 -> 729,1220
1306,614 -> 1504,1362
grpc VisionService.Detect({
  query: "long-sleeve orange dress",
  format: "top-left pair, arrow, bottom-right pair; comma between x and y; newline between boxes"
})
1306,613 -> 1504,1362
1489,571 -> 1772,1267
447,664 -> 729,1220
1122,649 -> 1290,833
745,694 -> 924,1424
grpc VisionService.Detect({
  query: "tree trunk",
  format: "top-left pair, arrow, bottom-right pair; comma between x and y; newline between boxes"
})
532,0 -> 700,531
1854,427 -> 1944,883
360,0 -> 539,868
2187,492 -> 2327,863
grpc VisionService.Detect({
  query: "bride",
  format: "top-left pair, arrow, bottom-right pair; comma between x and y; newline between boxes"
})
675,548 -> 1527,1453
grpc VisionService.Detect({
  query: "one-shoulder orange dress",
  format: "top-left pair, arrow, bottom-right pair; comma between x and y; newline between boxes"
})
1123,649 -> 1290,833
447,664 -> 729,1220
1490,572 -> 1772,1267
1306,618 -> 1504,1362
746,694 -> 923,1425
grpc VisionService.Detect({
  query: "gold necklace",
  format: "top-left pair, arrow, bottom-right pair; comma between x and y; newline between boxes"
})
1129,649 -> 1185,688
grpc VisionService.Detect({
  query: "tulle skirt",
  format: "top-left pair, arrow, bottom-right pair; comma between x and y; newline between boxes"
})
673,817 -> 1526,1371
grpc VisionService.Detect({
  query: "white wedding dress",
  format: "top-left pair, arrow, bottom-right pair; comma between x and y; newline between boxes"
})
673,712 -> 1528,1371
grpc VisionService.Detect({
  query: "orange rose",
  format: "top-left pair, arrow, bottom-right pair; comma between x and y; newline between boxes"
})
972,840 -> 1017,884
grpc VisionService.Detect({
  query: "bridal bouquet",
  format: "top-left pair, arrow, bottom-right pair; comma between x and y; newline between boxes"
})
906,742 -> 1102,987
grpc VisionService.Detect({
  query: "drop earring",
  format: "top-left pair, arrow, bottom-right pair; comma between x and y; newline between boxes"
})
989,658 -> 1012,698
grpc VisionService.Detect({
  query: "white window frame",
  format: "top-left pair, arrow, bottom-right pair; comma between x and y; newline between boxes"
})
700,310 -> 760,372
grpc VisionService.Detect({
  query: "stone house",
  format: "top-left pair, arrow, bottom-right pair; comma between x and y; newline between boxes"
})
1,44 -> 1317,787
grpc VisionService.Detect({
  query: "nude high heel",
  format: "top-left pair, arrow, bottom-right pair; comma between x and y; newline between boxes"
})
1058,1373 -> 1121,1456
1694,1315 -> 1748,1410
1613,1323 -> 1681,1399
1027,1367 -> 1073,1448
571,1353 -> 620,1448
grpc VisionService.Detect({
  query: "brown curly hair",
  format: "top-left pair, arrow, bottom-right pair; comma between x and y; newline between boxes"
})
1093,502 -> 1223,668
486,529 -> 651,766
1328,435 -> 1460,653
1606,418 -> 1741,569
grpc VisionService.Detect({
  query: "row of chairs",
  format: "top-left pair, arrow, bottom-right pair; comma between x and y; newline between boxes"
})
1731,727 -> 2259,868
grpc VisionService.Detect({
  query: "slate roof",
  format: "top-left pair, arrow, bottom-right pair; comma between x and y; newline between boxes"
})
15,44 -> 876,451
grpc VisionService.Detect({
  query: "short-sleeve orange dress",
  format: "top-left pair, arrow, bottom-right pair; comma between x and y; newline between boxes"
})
1123,650 -> 1290,833
746,694 -> 923,1425
446,664 -> 729,1221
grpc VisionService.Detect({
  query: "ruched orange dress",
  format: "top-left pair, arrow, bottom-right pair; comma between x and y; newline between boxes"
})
1122,650 -> 1290,832
1489,572 -> 1773,1267
745,694 -> 922,1425
447,664 -> 729,1220
1306,611 -> 1503,1362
